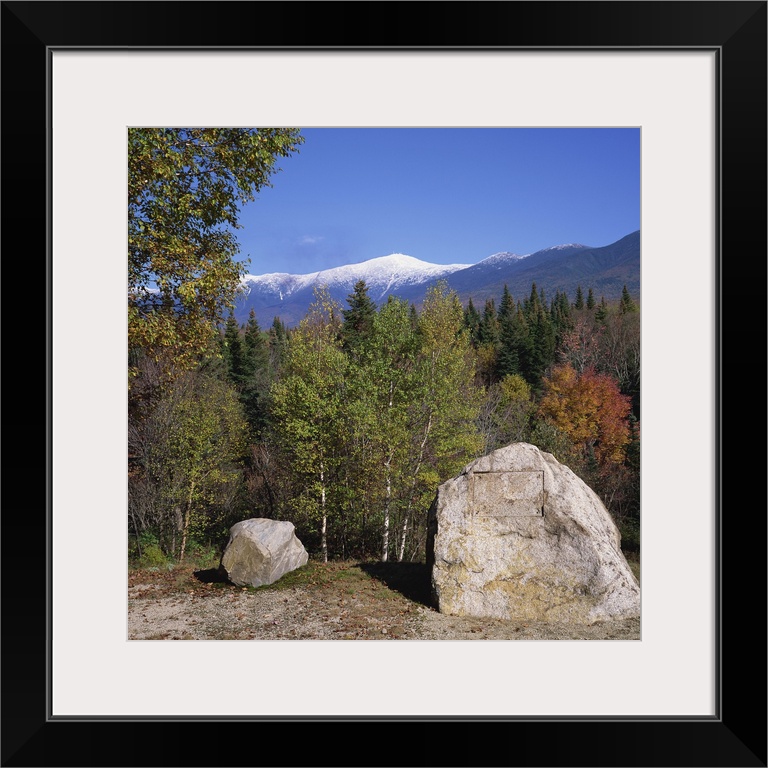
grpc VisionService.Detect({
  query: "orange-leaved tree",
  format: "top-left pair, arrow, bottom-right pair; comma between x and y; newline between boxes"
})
537,363 -> 631,468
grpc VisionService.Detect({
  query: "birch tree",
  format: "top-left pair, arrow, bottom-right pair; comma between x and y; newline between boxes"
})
398,283 -> 485,560
269,288 -> 347,562
358,297 -> 417,561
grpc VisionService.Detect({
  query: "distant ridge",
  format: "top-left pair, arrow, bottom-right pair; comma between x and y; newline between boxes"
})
233,231 -> 640,327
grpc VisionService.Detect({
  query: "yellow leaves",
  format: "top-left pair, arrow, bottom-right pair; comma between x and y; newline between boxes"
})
538,363 -> 631,468
129,128 -> 303,370
499,373 -> 531,405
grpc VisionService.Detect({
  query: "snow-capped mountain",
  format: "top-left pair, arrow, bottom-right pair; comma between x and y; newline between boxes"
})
235,253 -> 471,326
233,231 -> 640,327
240,253 -> 470,304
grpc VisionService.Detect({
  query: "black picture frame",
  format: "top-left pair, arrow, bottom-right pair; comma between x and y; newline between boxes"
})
3,2 -> 765,766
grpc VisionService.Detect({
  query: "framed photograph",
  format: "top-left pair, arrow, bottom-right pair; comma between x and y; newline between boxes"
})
5,1 -> 765,765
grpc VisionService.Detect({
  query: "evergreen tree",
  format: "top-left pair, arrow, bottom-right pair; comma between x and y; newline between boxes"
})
620,285 -> 638,314
524,283 -> 541,317
550,290 -> 573,349
522,283 -> 555,387
240,310 -> 271,437
595,296 -> 609,325
341,280 -> 377,356
463,298 -> 482,347
478,298 -> 500,347
586,287 -> 596,310
223,310 -> 245,386
497,286 -> 523,380
243,310 -> 268,371
498,285 -> 515,321
408,303 -> 420,332
268,316 -> 289,371
551,290 -> 567,317
476,298 -> 500,385
574,286 -> 585,310
529,307 -> 556,386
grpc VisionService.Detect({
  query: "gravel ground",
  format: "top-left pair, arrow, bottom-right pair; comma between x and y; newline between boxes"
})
128,560 -> 640,641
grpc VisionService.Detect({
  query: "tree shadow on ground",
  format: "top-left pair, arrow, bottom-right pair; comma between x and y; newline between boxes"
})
356,561 -> 433,607
193,567 -> 230,584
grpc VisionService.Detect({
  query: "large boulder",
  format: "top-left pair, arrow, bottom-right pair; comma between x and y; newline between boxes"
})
220,518 -> 309,587
426,443 -> 640,624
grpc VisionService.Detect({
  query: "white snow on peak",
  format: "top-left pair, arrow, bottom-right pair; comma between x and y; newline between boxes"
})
317,253 -> 470,286
240,253 -> 471,300
474,242 -> 590,268
477,251 -> 529,267
537,243 -> 588,252
239,270 -> 319,298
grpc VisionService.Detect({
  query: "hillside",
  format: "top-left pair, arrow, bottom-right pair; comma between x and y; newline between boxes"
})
233,231 -> 640,326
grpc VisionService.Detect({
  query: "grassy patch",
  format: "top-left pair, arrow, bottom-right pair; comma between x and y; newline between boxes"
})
130,556 -> 435,610
250,559 -> 389,592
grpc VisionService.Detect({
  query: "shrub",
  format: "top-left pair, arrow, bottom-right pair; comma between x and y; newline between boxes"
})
138,544 -> 168,569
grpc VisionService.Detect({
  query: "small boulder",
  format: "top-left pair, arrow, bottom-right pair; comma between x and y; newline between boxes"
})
427,443 -> 640,624
220,518 -> 308,587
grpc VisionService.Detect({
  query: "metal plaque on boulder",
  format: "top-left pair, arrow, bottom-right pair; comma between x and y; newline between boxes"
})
471,470 -> 544,517
427,443 -> 641,624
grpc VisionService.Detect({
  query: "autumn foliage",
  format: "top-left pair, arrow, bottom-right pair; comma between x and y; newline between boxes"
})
538,363 -> 632,467
127,130 -> 643,565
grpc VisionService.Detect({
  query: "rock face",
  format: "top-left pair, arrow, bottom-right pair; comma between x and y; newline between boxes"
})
220,518 -> 309,587
426,443 -> 640,624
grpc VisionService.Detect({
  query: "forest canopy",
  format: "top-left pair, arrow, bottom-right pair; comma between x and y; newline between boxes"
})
127,129 -> 639,567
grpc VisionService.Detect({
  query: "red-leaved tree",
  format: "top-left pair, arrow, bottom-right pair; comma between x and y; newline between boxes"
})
538,363 -> 632,467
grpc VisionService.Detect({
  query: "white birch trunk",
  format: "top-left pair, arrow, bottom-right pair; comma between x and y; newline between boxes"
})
179,480 -> 196,564
398,413 -> 432,562
381,380 -> 396,562
397,511 -> 408,562
320,461 -> 328,563
382,454 -> 391,562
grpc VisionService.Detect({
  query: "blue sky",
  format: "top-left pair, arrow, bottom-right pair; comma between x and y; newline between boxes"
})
236,128 -> 640,276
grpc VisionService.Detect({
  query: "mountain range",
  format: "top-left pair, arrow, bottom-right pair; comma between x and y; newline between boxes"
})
233,230 -> 640,327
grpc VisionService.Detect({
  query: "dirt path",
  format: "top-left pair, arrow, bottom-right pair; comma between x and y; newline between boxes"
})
128,560 -> 640,641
